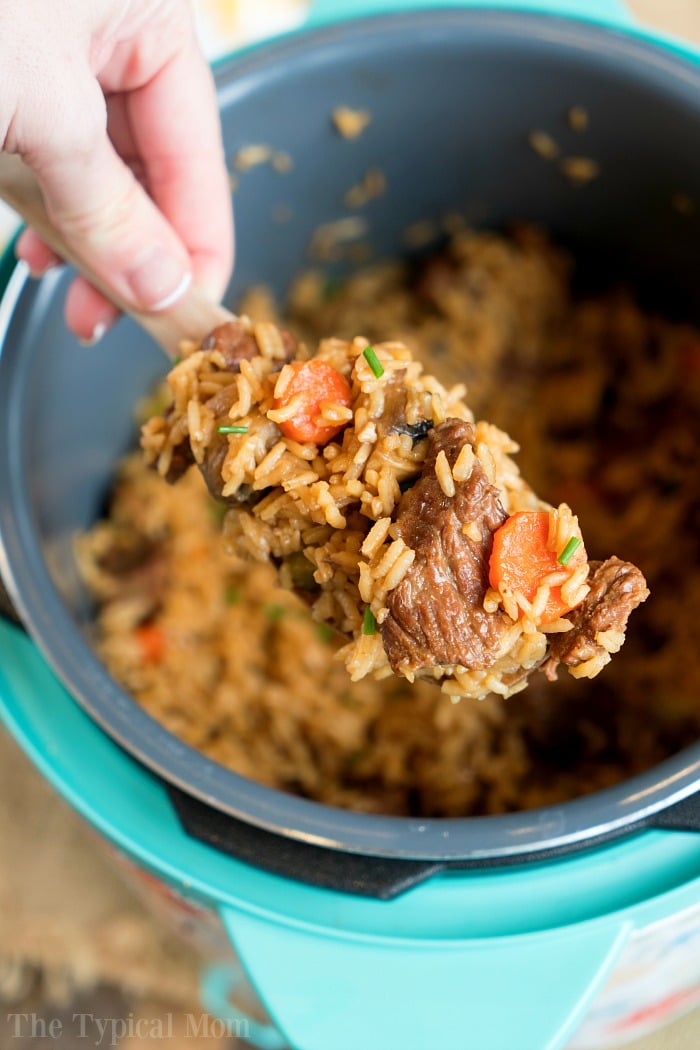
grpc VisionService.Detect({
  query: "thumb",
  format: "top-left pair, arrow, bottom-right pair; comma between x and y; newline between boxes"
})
30,115 -> 192,314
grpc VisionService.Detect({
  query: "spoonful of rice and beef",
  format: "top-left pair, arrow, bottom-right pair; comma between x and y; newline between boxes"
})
141,319 -> 649,701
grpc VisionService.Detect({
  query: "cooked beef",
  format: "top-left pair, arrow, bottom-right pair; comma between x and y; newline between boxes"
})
413,254 -> 460,306
192,386 -> 249,504
201,318 -> 296,372
543,557 -> 649,680
161,388 -> 240,500
162,438 -> 195,485
201,319 -> 259,369
95,528 -> 158,577
160,321 -> 297,502
377,372 -> 434,444
95,526 -> 167,616
381,419 -> 509,674
380,423 -> 648,687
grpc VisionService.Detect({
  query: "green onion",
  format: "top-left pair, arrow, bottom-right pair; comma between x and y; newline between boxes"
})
263,603 -> 286,622
557,536 -> 582,566
217,424 -> 249,435
225,584 -> 242,605
362,606 -> 377,635
363,345 -> 384,379
316,622 -> 335,644
208,499 -> 228,526
286,551 -> 318,592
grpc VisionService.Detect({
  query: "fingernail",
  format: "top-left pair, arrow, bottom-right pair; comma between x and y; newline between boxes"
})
79,322 -> 109,347
125,247 -> 192,312
149,271 -> 192,312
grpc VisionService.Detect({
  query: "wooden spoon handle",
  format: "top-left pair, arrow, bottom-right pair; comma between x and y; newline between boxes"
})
0,152 -> 233,358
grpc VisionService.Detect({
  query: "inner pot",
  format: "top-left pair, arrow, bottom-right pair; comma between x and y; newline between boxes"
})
0,9 -> 699,882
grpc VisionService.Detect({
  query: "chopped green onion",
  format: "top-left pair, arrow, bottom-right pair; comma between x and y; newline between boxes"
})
225,584 -> 242,605
172,356 -> 182,365
208,499 -> 228,526
263,603 -> 286,622
217,424 -> 249,435
362,605 -> 377,635
316,622 -> 335,644
557,536 -> 582,566
363,345 -> 384,378
286,551 -> 317,592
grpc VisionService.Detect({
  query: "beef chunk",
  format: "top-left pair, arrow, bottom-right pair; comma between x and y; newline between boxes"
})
201,319 -> 259,368
162,431 -> 195,484
160,381 -> 256,503
95,529 -> 158,576
94,526 -> 167,615
381,419 -> 509,674
202,318 -> 297,371
379,420 -> 648,688
543,557 -> 649,680
192,386 -> 259,505
377,372 -> 434,444
159,322 -> 297,501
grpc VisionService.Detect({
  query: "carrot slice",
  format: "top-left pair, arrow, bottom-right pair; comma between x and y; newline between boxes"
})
488,510 -> 587,623
273,360 -> 352,445
135,623 -> 166,664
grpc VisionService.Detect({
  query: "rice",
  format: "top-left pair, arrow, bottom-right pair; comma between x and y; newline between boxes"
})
567,106 -> 590,132
343,169 -> 386,209
435,449 -> 456,497
452,443 -> 475,482
528,130 -> 560,160
142,298 -> 644,706
332,106 -> 372,139
309,217 -> 370,261
233,145 -> 293,174
233,144 -> 275,170
80,226 -> 700,818
559,156 -> 601,184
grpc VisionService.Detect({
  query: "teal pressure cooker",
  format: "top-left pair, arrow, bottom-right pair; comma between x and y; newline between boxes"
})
1,1 -> 700,1047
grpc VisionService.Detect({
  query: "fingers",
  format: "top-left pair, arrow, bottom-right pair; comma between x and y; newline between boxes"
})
28,77 -> 194,316
15,227 -> 62,277
65,277 -> 121,345
124,34 -> 234,304
16,227 -> 121,343
6,0 -> 233,339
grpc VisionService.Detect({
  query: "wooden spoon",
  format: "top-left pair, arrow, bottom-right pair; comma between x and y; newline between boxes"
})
0,152 -> 232,358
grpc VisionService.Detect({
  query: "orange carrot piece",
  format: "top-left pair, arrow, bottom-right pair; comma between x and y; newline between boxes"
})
273,360 -> 352,445
488,510 -> 587,623
135,623 -> 166,664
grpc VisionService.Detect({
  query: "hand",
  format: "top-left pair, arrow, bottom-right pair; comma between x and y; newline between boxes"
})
0,0 -> 234,343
